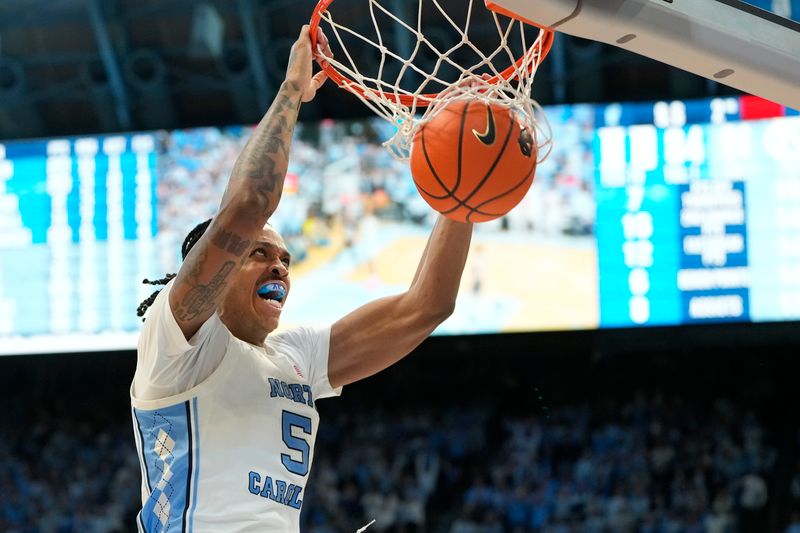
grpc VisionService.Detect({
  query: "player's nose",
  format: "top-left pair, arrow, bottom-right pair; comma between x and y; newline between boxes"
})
270,261 -> 288,278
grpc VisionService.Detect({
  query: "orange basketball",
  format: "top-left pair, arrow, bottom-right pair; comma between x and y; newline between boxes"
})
409,99 -> 537,223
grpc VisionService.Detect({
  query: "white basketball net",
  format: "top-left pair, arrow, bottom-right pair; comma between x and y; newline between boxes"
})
315,0 -> 552,160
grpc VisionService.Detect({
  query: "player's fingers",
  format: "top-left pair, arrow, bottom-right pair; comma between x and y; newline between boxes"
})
314,48 -> 333,70
291,25 -> 312,57
315,30 -> 333,60
481,73 -> 492,81
314,47 -> 333,63
461,75 -> 480,88
295,25 -> 313,51
302,72 -> 328,102
312,71 -> 328,88
317,27 -> 329,50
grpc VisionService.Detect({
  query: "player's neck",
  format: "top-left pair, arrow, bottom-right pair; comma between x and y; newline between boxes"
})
220,314 -> 271,347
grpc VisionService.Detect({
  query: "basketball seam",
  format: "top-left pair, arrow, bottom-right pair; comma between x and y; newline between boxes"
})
418,101 -> 480,209
416,184 -> 451,202
441,108 -> 515,216
416,102 -> 533,222
470,157 -> 537,214
455,100 -> 471,195
462,112 -> 515,208
420,122 -> 457,200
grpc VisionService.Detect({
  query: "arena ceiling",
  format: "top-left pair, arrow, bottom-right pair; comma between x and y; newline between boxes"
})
0,0 -> 734,140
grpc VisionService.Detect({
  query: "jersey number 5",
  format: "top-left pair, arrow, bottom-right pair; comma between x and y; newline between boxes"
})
281,410 -> 312,476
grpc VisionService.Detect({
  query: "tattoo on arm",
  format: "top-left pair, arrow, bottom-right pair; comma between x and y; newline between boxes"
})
174,261 -> 236,322
210,228 -> 251,257
233,81 -> 303,213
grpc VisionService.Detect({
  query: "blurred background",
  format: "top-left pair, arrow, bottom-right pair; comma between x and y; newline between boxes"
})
1,0 -> 800,531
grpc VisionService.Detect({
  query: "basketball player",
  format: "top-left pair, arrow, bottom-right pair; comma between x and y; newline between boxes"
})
130,26 -> 473,532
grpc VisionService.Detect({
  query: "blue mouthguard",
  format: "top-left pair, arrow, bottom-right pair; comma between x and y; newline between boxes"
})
257,283 -> 286,302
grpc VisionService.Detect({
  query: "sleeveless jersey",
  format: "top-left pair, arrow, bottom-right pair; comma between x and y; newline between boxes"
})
130,281 -> 341,532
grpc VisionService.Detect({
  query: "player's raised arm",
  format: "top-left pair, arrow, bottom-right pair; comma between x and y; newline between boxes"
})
169,26 -> 329,340
328,216 -> 473,388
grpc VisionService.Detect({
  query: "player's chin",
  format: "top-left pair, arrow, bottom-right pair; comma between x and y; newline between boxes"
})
260,316 -> 280,334
253,297 -> 282,331
257,305 -> 282,329
254,311 -> 280,334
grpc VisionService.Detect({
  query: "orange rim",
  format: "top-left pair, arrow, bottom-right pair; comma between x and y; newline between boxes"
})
309,0 -> 554,108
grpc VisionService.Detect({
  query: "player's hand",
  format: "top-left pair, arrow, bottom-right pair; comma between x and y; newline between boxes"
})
285,25 -> 329,103
313,27 -> 334,73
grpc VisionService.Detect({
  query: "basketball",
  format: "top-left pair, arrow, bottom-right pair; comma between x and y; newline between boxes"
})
409,99 -> 538,223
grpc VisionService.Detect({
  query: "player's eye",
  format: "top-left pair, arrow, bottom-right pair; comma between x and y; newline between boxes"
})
281,257 -> 291,267
251,247 -> 268,257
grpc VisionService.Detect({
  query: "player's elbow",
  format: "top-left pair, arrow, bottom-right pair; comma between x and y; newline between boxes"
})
404,289 -> 456,329
238,187 -> 272,213
436,300 -> 456,321
221,179 -> 278,217
419,300 -> 455,328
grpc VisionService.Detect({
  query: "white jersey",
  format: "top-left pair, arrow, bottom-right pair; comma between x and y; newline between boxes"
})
130,280 -> 341,532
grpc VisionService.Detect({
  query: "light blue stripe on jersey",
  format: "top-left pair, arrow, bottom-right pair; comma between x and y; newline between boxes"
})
134,401 -> 193,533
132,406 -> 152,495
187,397 -> 200,532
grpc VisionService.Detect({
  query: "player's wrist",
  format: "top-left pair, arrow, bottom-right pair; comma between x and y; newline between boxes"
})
277,78 -> 305,103
284,54 -> 312,90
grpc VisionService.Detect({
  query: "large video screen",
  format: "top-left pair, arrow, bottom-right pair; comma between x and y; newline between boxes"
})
1,96 -> 798,355
740,0 -> 800,23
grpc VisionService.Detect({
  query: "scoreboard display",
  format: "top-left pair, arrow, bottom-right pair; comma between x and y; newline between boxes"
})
595,117 -> 800,326
593,97 -> 800,327
0,96 -> 798,355
0,134 -> 159,353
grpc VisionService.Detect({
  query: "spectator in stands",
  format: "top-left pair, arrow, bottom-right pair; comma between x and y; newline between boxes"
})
0,393 -> 783,532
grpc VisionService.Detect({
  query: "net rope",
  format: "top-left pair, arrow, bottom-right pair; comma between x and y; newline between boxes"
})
314,0 -> 552,160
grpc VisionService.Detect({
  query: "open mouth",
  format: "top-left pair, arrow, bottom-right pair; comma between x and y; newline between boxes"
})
256,282 -> 286,307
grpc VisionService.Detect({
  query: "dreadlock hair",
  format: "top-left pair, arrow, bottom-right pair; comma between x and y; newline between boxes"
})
136,218 -> 213,321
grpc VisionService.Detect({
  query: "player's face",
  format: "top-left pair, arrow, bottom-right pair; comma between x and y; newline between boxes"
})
219,226 -> 291,341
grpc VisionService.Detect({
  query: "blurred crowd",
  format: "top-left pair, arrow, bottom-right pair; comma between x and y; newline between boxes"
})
0,410 -> 139,532
154,114 -> 596,272
2,392 -> 791,532
302,395 -> 780,533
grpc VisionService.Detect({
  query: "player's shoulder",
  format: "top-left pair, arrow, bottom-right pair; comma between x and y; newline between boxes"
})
140,278 -> 179,330
138,277 -> 229,355
269,325 -> 328,350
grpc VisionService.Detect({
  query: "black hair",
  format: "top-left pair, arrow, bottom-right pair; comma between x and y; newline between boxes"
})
136,218 -> 213,320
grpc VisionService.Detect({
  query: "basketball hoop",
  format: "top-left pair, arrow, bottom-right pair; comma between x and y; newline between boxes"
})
309,0 -> 554,159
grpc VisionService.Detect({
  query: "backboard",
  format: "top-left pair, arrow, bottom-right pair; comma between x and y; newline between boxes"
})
486,0 -> 800,110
